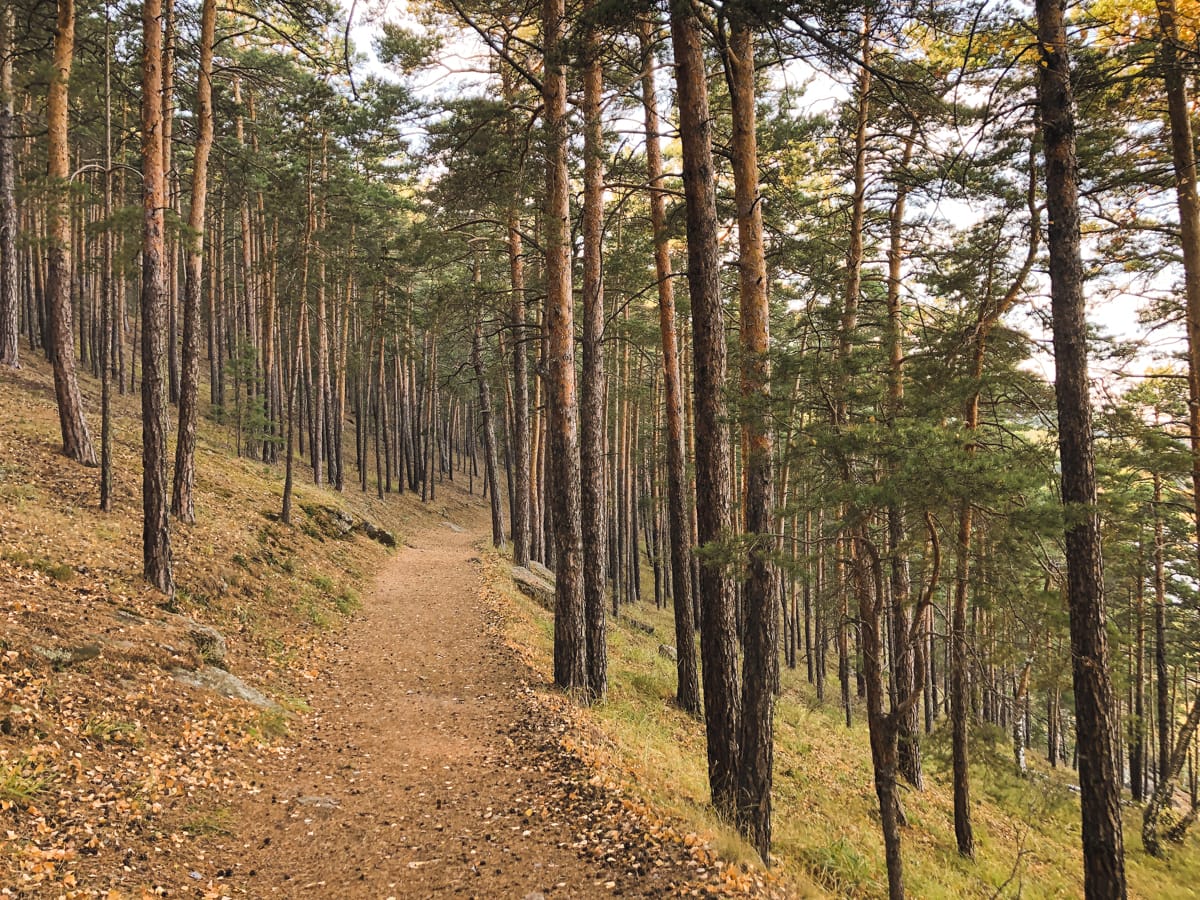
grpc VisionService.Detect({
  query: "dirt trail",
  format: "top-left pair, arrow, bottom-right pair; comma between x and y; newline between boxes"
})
220,497 -> 645,898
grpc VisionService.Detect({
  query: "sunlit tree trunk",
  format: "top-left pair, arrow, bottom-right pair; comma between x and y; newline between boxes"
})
723,11 -> 774,860
1037,1 -> 1127,893
638,16 -> 700,717
47,0 -> 96,466
670,0 -> 739,815
543,0 -> 586,694
171,0 -> 215,524
0,5 -> 17,369
141,0 -> 174,595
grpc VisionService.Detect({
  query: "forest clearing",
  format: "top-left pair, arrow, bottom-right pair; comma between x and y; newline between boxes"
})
5,0 -> 1200,897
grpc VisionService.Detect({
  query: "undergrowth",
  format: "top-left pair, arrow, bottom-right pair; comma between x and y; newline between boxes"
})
485,547 -> 1200,899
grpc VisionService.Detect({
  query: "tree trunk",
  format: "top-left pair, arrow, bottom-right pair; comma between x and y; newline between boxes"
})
542,0 -> 587,696
162,0 -> 178,404
1131,543 -> 1146,802
171,0 -> 215,525
950,507 -> 975,857
580,4 -> 607,702
857,541 -> 906,900
99,8 -> 114,511
470,308 -> 504,548
638,16 -> 700,717
723,13 -> 775,861
1036,2 -> 1127,893
141,0 -> 174,596
507,208 -> 531,564
0,5 -> 17,369
886,123 -> 920,789
46,0 -> 96,466
670,0 -> 739,815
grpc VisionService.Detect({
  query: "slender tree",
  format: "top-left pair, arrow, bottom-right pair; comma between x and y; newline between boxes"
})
721,7 -> 775,859
1142,0 -> 1200,854
46,0 -> 96,465
0,4 -> 16,370
580,0 -> 607,703
638,15 -> 700,717
670,0 -> 739,815
172,0 -> 217,524
1036,0 -> 1126,894
543,0 -> 587,694
141,0 -> 175,595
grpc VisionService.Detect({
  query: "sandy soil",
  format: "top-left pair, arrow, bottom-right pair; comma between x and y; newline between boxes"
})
215,499 -> 696,898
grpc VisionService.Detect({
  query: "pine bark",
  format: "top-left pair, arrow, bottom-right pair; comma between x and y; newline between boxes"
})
639,16 -> 700,717
580,5 -> 607,702
724,14 -> 775,860
171,0 -> 215,524
507,209 -> 531,565
0,5 -> 17,369
471,310 -> 504,548
542,0 -> 586,695
886,124 -> 920,788
141,0 -> 174,595
1036,1 -> 1127,893
47,0 -> 96,465
670,0 -> 739,815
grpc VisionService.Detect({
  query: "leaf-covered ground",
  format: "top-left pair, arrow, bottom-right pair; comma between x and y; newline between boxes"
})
0,358 -> 774,898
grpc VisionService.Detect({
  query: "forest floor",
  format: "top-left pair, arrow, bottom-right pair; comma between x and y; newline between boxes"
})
0,356 -> 777,898
210,498 -> 771,898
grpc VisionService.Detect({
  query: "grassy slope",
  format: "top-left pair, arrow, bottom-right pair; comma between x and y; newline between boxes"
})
485,551 -> 1200,899
0,356 -> 464,896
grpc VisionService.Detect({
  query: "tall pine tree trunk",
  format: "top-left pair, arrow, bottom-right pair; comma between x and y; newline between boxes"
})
670,0 -> 739,815
47,0 -> 95,466
580,4 -> 607,703
507,205 -> 531,564
99,8 -> 114,510
141,0 -> 174,595
543,0 -> 586,694
0,5 -> 17,369
639,16 -> 699,717
171,0 -> 215,524
886,124 -> 920,789
724,12 -> 775,860
1144,0 -> 1200,855
1036,1 -> 1127,893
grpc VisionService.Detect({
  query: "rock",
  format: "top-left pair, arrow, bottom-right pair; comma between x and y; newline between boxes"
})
528,560 -> 556,584
302,504 -> 356,539
512,566 -> 555,610
296,795 -> 340,809
358,520 -> 397,547
179,617 -> 227,668
33,643 -> 101,668
172,666 -> 281,711
658,643 -> 677,661
624,617 -> 656,636
115,608 -> 149,626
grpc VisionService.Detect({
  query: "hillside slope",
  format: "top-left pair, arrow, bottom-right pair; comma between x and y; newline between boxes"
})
0,356 -> 460,895
486,557 -> 1200,898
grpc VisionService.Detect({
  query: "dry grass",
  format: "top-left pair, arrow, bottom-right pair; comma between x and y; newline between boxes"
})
0,354 -> 457,895
485,552 -> 1200,899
